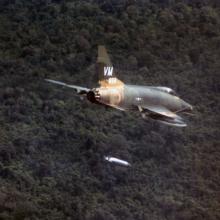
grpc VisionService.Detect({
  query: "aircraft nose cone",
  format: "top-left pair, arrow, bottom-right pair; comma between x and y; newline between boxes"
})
183,101 -> 193,112
186,103 -> 193,111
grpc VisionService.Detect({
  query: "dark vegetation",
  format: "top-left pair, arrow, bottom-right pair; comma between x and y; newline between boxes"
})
0,0 -> 220,219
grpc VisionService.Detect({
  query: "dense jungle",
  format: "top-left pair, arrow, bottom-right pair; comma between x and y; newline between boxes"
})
0,0 -> 219,219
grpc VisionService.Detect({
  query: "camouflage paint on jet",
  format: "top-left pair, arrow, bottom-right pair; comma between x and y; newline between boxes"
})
45,45 -> 193,127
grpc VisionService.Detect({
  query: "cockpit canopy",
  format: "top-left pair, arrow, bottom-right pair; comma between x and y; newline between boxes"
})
152,87 -> 177,95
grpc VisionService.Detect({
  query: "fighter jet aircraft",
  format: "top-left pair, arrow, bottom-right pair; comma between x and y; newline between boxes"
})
45,45 -> 193,127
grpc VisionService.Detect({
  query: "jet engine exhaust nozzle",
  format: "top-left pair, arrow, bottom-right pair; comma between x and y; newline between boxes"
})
87,89 -> 100,103
94,89 -> 101,101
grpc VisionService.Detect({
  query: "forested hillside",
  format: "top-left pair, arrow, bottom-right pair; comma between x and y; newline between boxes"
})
0,0 -> 219,219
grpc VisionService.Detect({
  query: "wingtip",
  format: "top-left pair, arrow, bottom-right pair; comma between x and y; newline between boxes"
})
45,78 -> 54,83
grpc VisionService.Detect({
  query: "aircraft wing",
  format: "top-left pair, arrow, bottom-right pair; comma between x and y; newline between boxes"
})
45,79 -> 90,94
141,105 -> 177,118
140,105 -> 187,127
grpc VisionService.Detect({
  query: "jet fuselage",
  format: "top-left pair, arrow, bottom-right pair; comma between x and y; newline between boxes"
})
93,85 -> 192,114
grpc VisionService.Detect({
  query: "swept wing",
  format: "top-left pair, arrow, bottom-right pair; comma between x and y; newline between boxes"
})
140,105 -> 187,127
141,105 -> 177,118
45,79 -> 90,94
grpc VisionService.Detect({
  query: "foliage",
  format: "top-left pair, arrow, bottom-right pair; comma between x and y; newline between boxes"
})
0,0 -> 220,219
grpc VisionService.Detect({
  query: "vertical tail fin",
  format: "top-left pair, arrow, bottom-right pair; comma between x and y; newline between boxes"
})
96,45 -> 123,87
97,45 -> 115,81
